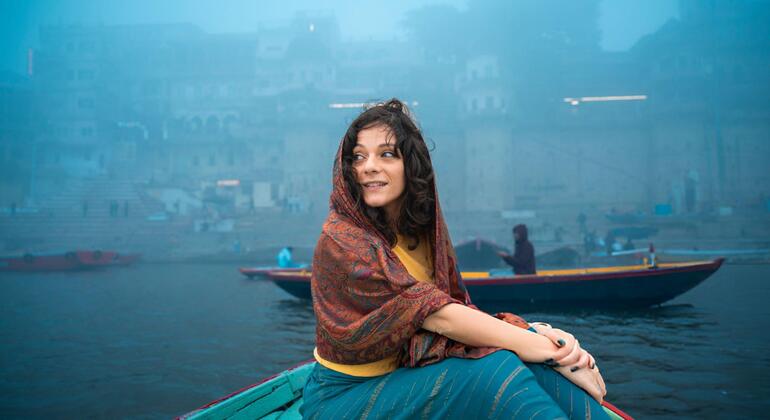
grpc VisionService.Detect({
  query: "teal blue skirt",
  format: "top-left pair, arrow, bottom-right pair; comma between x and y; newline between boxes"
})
301,350 -> 609,419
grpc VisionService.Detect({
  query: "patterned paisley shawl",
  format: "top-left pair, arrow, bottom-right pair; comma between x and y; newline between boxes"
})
312,141 -> 529,368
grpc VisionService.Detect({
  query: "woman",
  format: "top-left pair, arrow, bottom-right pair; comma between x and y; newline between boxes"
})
301,99 -> 608,419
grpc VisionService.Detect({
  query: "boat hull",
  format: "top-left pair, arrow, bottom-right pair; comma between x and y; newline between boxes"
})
270,275 -> 313,299
465,259 -> 723,311
75,250 -> 117,267
0,250 -> 141,272
263,259 -> 724,309
0,253 -> 83,272
239,266 -> 303,279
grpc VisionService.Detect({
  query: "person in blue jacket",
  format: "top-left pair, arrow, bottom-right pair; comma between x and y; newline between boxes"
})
277,246 -> 296,268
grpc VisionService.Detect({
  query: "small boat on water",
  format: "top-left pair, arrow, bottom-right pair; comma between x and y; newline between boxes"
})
262,259 -> 724,309
178,361 -> 634,420
0,250 -> 141,272
238,266 -> 304,279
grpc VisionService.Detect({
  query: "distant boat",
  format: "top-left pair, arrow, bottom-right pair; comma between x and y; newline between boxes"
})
177,360 -> 634,420
660,248 -> 770,265
0,250 -> 141,272
238,266 -> 304,279
262,259 -> 724,309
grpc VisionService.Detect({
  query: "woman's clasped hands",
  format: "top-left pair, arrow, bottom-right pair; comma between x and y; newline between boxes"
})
529,322 -> 607,403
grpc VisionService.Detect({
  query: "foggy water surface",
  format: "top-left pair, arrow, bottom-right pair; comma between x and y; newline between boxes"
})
1,263 -> 769,419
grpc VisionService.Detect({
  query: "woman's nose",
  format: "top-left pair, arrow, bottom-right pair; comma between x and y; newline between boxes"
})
363,156 -> 380,173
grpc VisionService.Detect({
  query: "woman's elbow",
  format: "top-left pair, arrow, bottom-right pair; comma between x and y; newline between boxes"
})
422,304 -> 458,335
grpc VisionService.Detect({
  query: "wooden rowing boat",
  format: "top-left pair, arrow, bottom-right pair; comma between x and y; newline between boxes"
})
262,259 -> 724,309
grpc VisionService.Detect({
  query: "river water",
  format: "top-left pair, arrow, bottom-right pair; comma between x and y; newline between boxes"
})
0,262 -> 768,419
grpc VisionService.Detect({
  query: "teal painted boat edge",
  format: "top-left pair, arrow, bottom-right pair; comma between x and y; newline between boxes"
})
180,361 -> 635,419
177,362 -> 314,420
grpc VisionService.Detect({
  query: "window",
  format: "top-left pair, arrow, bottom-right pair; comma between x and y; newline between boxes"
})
206,116 -> 220,134
79,41 -> 94,52
189,117 -> 202,132
78,98 -> 94,109
78,70 -> 94,81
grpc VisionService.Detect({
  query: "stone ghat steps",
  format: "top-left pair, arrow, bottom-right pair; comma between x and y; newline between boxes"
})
0,177 -> 171,253
0,215 -> 186,253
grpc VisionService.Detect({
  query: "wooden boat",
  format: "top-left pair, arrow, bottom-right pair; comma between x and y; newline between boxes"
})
264,269 -> 313,299
263,259 -> 724,309
178,361 -> 634,419
0,250 -> 141,272
238,266 -> 304,279
0,252 -> 83,272
461,258 -> 724,310
76,250 -> 119,267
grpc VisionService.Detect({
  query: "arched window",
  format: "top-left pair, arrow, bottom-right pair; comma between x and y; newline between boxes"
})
189,117 -> 202,132
206,116 -> 220,134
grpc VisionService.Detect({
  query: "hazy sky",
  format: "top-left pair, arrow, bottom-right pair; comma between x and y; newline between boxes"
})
1,0 -> 678,74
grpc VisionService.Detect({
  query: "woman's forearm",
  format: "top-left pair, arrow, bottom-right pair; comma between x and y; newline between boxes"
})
422,303 -> 557,363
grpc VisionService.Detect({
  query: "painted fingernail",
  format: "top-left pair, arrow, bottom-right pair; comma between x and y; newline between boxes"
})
557,339 -> 566,347
570,366 -> 580,372
544,358 -> 559,367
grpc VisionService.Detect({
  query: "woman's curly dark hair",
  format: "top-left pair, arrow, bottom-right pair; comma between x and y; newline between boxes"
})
341,98 -> 435,249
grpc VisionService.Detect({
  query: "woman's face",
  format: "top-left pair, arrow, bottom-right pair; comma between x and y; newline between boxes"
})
352,125 -> 405,222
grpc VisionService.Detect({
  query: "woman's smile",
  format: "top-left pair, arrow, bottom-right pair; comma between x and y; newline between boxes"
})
361,181 -> 388,190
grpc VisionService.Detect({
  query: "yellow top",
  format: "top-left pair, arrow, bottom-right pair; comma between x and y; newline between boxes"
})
314,234 -> 434,377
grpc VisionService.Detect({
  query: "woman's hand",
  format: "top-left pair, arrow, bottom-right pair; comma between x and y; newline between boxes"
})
530,322 -> 606,402
555,363 -> 607,403
529,322 -> 592,370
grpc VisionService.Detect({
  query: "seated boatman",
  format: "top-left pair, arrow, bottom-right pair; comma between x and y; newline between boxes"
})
277,246 -> 296,268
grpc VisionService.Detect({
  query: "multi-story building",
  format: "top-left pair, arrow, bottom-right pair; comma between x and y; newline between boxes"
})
5,2 -> 768,253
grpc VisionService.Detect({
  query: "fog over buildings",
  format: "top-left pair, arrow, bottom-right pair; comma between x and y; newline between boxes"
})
1,0 -> 769,260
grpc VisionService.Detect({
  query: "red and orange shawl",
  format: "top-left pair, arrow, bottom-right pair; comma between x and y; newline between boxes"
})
312,143 -> 529,368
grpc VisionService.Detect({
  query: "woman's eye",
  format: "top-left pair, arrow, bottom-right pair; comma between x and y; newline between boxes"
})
382,151 -> 396,158
353,153 -> 365,161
